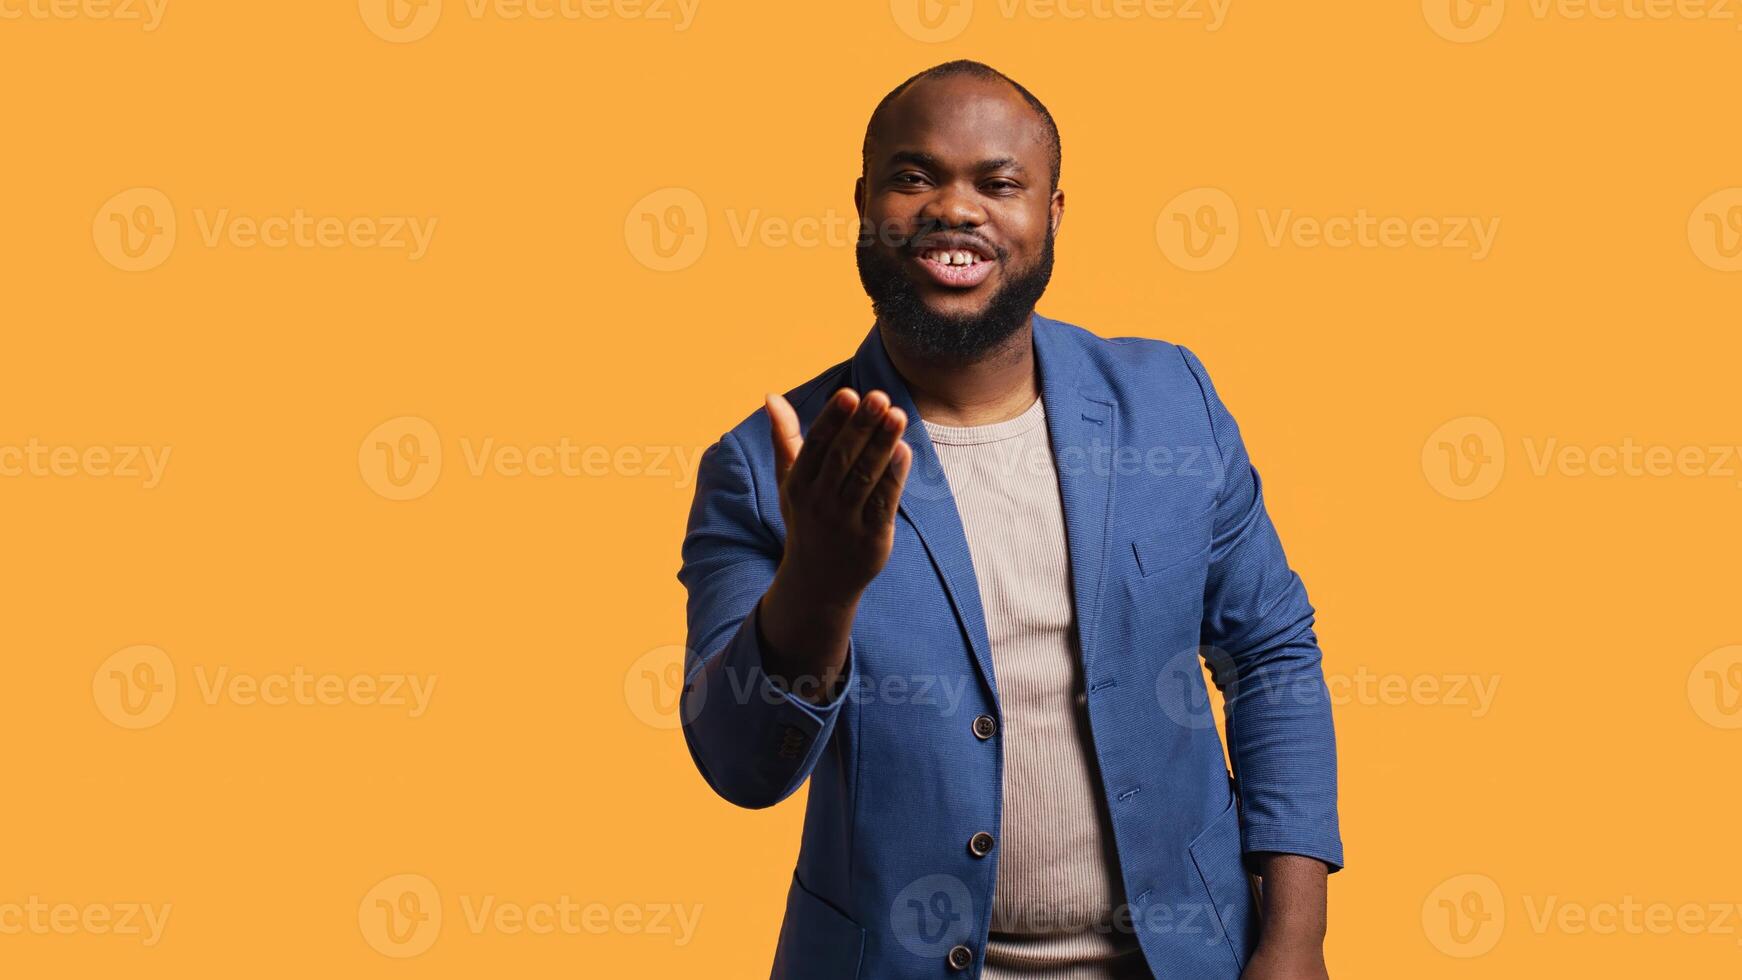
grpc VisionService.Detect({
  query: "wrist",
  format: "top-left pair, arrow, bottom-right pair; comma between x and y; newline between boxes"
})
1254,924 -> 1325,957
757,569 -> 857,705
770,561 -> 863,617
1251,852 -> 1328,953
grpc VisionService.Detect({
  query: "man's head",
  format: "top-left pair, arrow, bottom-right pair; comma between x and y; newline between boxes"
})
855,61 -> 1064,363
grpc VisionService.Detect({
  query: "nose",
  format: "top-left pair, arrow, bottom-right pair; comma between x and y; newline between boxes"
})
917,180 -> 986,230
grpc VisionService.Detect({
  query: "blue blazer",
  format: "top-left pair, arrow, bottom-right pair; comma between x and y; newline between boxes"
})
677,314 -> 1343,979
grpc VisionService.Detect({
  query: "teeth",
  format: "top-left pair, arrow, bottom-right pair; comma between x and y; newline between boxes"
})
923,249 -> 982,266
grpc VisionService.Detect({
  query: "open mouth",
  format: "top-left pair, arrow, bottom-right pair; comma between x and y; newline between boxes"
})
910,244 -> 996,289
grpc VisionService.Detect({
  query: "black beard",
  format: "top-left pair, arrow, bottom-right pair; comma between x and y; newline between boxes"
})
855,226 -> 1055,363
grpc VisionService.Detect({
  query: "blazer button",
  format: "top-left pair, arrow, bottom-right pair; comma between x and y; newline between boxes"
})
969,832 -> 995,857
973,714 -> 997,739
947,944 -> 974,970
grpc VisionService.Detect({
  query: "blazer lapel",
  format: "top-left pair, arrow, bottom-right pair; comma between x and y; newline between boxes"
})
1032,314 -> 1117,674
846,314 -> 1118,704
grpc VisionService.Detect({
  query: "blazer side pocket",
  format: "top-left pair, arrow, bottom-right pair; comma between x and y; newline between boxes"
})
1187,793 -> 1261,976
771,872 -> 865,980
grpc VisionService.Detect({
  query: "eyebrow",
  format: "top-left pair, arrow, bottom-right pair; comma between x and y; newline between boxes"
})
886,150 -> 1028,177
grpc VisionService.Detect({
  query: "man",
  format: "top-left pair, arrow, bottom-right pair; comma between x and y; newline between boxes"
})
676,60 -> 1342,979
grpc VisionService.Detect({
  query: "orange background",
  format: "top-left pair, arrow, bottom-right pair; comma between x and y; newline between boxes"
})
2,1 -> 1740,976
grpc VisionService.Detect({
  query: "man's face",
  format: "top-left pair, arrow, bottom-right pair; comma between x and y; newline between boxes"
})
856,75 -> 1063,362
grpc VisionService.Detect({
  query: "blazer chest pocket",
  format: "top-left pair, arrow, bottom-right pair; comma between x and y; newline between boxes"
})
1132,518 -> 1211,578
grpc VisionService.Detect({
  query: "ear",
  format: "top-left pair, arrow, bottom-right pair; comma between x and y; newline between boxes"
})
854,176 -> 866,221
1049,186 -> 1065,238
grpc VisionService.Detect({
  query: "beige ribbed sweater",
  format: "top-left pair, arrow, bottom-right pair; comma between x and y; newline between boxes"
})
922,395 -> 1148,979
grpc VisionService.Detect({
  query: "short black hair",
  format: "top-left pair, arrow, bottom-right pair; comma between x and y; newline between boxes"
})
861,60 -> 1061,194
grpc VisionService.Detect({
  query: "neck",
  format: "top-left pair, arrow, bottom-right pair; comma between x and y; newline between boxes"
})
878,315 -> 1040,427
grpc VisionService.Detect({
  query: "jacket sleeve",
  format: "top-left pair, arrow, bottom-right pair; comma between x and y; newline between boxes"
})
674,428 -> 858,810
1177,345 -> 1345,874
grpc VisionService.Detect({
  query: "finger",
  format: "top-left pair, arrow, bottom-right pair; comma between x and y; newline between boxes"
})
792,388 -> 859,488
864,439 -> 911,530
818,390 -> 891,495
765,392 -> 802,487
843,405 -> 906,510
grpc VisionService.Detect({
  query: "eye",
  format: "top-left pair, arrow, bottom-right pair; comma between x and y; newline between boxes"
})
893,172 -> 930,187
983,179 -> 1021,194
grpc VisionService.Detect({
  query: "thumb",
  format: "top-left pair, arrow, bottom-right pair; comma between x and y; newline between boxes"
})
765,392 -> 802,486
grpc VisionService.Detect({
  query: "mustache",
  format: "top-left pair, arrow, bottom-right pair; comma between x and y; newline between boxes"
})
904,234 -> 1001,260
856,220 -> 1006,262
